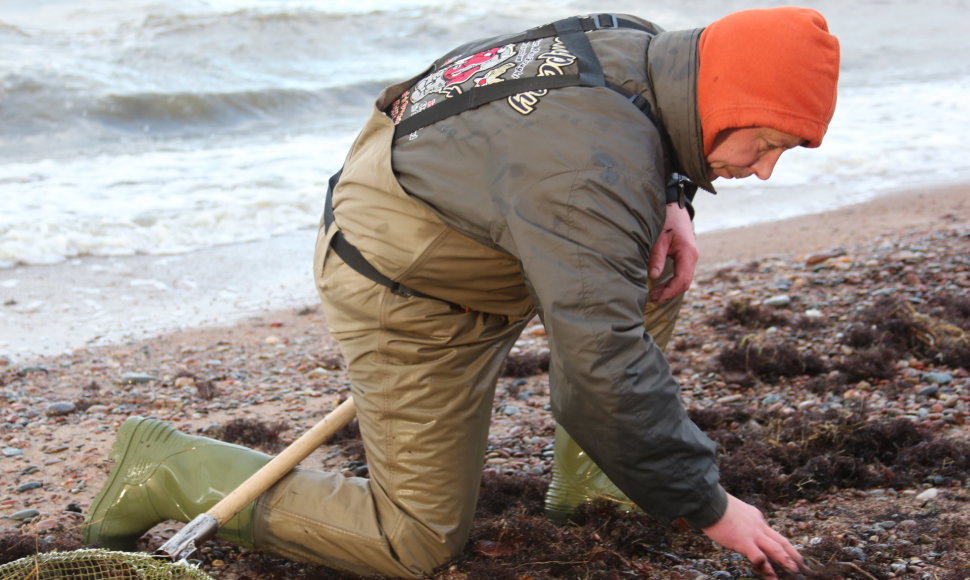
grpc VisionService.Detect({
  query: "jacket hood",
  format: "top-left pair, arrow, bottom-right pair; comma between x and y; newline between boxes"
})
698,7 -> 840,155
646,28 -> 715,194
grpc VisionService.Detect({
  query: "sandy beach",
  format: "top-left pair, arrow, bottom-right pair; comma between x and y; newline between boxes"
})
696,182 -> 969,266
0,183 -> 967,579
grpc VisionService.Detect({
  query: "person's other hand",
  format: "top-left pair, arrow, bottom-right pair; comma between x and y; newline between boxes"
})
702,493 -> 804,579
648,202 -> 698,303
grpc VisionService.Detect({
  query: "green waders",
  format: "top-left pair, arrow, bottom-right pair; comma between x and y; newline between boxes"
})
85,247 -> 529,579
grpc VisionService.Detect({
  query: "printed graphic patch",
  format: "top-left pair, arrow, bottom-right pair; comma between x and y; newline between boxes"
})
389,36 -> 577,129
410,44 -> 517,102
507,36 -> 576,115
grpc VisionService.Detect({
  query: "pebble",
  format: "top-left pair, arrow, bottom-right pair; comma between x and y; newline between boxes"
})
2,447 -> 23,457
44,401 -> 76,417
174,376 -> 196,388
17,481 -> 43,492
917,385 -> 939,398
6,509 -> 40,521
841,546 -> 866,561
761,393 -> 782,405
876,520 -> 897,530
763,294 -> 791,307
120,372 -> 156,384
34,518 -> 63,533
805,249 -> 845,266
915,488 -> 938,501
922,372 -> 952,385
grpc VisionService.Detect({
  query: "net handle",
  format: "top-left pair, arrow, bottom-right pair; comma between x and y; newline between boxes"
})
210,397 -> 357,523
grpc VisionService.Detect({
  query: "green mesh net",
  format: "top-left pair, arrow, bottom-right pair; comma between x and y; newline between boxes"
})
0,548 -> 214,580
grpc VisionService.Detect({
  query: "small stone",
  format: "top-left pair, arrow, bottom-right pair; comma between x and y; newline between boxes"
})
804,308 -> 823,318
841,546 -> 866,562
922,372 -> 952,385
44,401 -> 76,417
915,488 -> 938,501
891,250 -> 920,262
917,385 -> 939,398
34,518 -> 62,533
876,520 -> 897,530
306,367 -> 330,380
2,447 -> 23,457
120,372 -> 156,385
805,249 -> 844,266
763,294 -> 791,307
17,481 -> 43,492
84,404 -> 111,414
761,393 -> 782,405
7,509 -> 40,521
717,394 -> 744,404
174,376 -> 196,388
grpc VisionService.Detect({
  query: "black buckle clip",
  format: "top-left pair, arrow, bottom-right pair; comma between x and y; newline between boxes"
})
665,173 -> 696,208
593,14 -> 619,29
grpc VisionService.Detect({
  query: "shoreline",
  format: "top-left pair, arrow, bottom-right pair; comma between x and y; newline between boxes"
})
2,182 -> 967,366
696,182 -> 968,266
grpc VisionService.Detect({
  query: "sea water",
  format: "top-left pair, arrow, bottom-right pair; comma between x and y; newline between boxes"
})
1,0 -> 968,358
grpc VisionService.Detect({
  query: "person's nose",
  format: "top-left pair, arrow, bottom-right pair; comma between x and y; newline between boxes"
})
752,149 -> 785,180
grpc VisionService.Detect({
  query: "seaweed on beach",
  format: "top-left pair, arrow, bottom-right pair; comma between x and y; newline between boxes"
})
212,418 -> 289,452
716,334 -> 826,381
711,298 -> 792,330
705,406 -> 970,502
845,295 -> 970,369
502,350 -> 551,378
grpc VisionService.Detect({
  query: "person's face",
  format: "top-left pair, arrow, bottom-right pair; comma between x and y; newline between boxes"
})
706,127 -> 805,181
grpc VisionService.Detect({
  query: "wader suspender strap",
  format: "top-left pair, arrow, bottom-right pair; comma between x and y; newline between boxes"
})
322,170 -> 466,308
325,15 -> 666,309
393,14 -> 659,140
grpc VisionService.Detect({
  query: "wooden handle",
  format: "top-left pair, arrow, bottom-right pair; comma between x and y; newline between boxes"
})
208,397 -> 357,525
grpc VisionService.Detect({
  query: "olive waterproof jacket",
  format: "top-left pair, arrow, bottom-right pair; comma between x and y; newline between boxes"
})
327,14 -> 728,529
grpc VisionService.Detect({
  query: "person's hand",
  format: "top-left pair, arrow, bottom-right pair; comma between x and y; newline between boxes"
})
702,494 -> 804,579
648,202 -> 698,304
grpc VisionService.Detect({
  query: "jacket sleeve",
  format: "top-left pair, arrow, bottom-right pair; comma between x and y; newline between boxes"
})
503,154 -> 727,529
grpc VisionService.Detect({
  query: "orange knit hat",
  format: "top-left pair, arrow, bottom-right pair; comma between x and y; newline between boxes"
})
698,7 -> 840,156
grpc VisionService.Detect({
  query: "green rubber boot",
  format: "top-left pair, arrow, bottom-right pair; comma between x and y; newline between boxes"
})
83,416 -> 271,551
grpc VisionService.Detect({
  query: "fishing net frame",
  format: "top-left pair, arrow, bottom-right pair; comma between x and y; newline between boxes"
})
0,548 -> 214,580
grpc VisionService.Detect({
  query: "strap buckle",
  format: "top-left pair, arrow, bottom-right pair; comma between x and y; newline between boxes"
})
593,14 -> 619,29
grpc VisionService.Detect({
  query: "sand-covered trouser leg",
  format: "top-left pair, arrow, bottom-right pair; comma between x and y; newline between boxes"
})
83,417 -> 271,550
247,245 -> 528,578
544,259 -> 684,521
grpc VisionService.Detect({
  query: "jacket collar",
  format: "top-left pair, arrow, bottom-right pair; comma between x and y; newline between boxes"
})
647,28 -> 716,194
